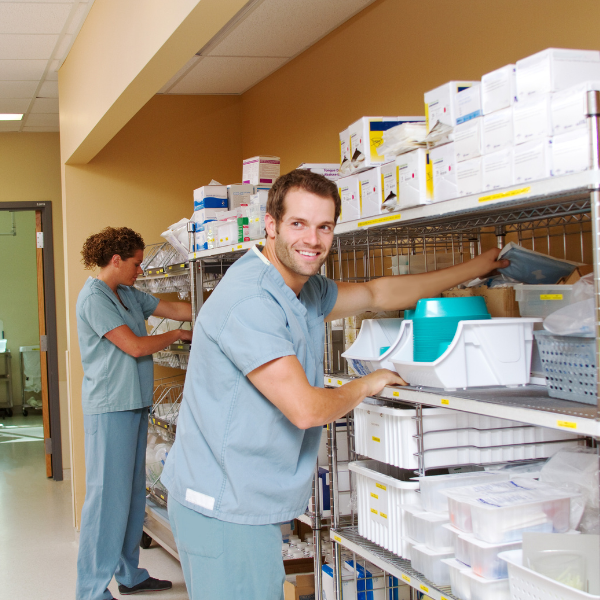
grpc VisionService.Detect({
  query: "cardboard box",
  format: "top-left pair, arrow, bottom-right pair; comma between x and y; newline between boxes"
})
297,163 -> 340,181
380,160 -> 399,210
322,566 -> 356,600
481,64 -> 517,115
284,574 -> 315,600
516,48 -> 600,100
513,138 -> 553,184
242,155 -> 280,185
424,81 -> 480,132
454,117 -> 483,162
560,264 -> 594,284
397,148 -> 432,208
442,286 -> 521,318
249,189 -> 269,240
430,142 -> 457,202
357,167 -> 383,218
337,174 -> 360,223
456,156 -> 482,197
513,95 -> 552,145
552,128 -> 591,176
227,184 -> 255,210
551,80 -> 600,135
339,128 -> 351,173
482,107 -> 514,154
193,184 -> 228,202
482,148 -> 514,191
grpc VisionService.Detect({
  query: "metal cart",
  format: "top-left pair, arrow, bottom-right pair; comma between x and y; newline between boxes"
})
0,351 -> 14,417
20,345 -> 42,417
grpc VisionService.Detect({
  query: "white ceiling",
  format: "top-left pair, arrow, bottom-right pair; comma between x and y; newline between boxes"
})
0,0 -> 376,133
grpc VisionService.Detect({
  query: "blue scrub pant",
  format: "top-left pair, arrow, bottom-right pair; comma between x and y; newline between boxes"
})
168,496 -> 285,600
76,408 -> 150,600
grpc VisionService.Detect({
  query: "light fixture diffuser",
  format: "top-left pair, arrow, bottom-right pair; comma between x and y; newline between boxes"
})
0,114 -> 23,121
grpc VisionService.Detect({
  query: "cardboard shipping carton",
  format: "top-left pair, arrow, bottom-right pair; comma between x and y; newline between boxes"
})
284,574 -> 315,600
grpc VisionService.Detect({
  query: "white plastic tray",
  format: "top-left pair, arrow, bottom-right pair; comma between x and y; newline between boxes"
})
411,544 -> 454,586
390,318 -> 542,390
443,558 -> 472,600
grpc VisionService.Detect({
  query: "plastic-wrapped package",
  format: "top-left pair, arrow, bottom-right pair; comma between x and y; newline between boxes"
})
146,434 -> 173,484
544,274 -> 595,336
498,242 -> 581,284
161,218 -> 190,259
540,447 -> 600,533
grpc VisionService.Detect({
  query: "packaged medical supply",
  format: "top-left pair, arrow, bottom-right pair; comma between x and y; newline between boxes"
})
515,283 -> 575,318
457,157 -> 483,197
160,218 -> 191,258
482,148 -> 514,191
498,242 -> 580,284
424,81 -> 481,132
459,534 -> 521,579
193,188 -> 228,214
297,163 -> 340,180
513,96 -> 552,145
248,188 -> 268,240
396,148 -> 432,208
193,183 -> 228,202
464,570 -> 510,600
482,64 -> 517,114
242,155 -> 280,185
379,160 -> 399,210
455,117 -> 483,162
551,80 -> 600,135
337,174 -> 360,222
357,167 -> 383,218
339,128 -> 351,175
552,128 -> 591,177
516,48 -> 600,100
513,138 -> 552,184
376,121 -> 428,158
482,108 -> 513,154
430,142 -> 457,202
227,184 -> 255,210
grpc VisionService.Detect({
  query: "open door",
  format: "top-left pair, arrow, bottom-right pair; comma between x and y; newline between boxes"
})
35,211 -> 52,478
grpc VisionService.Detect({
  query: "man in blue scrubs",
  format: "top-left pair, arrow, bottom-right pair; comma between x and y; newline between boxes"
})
161,170 -> 508,599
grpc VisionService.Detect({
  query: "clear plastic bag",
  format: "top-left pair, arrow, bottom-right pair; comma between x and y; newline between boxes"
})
543,298 -> 595,336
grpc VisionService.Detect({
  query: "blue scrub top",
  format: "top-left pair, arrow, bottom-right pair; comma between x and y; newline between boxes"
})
76,277 -> 160,415
161,246 -> 338,525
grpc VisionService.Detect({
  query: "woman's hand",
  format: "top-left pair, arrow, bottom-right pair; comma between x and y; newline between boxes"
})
469,248 -> 510,278
176,329 -> 193,343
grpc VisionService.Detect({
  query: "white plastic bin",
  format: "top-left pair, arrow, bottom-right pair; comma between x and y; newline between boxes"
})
444,523 -> 472,566
499,549 -> 600,600
411,544 -> 454,586
403,506 -> 426,543
464,570 -> 510,600
342,319 -> 409,375
514,284 -> 574,318
443,558 -> 472,600
349,460 -> 420,558
412,511 -> 453,551
459,534 -> 521,579
390,318 -> 541,390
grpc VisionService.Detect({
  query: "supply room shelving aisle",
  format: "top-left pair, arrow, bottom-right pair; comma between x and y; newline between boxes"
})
320,93 -> 600,600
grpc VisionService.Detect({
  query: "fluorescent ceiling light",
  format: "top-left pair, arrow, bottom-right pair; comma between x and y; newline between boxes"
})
0,114 -> 23,121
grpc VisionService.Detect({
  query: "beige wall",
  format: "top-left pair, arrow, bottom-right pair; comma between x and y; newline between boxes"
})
0,133 -> 70,471
63,95 -> 242,525
241,0 -> 600,170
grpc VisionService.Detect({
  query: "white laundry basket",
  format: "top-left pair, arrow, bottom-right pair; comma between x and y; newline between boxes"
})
349,460 -> 420,558
499,549 -> 600,600
390,318 -> 541,390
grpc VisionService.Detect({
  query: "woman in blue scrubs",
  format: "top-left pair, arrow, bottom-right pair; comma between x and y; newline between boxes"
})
75,227 -> 193,600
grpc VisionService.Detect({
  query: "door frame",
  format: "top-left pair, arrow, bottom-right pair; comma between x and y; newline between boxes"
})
0,201 -> 62,481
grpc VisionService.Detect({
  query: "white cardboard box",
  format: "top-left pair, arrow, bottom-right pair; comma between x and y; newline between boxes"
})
482,107 -> 514,154
431,142 -> 457,202
481,64 -> 517,115
513,138 -> 553,184
193,184 -> 228,202
337,174 -> 360,223
227,184 -> 255,210
551,80 -> 600,135
552,128 -> 591,176
242,155 -> 280,185
357,167 -> 383,219
339,128 -> 351,173
297,163 -> 340,181
516,48 -> 600,100
456,156 -> 483,197
424,81 -> 480,132
513,95 -> 552,145
380,160 -> 399,210
454,117 -> 483,162
482,148 -> 514,191
397,149 -> 432,208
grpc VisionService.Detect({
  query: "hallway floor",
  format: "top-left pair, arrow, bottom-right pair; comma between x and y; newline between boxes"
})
0,417 -> 189,599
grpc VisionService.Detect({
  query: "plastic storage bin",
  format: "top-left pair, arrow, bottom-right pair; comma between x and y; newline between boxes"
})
410,544 -> 454,586
403,506 -> 426,543
514,284 -> 574,318
390,318 -> 541,390
443,558 -> 472,600
499,549 -> 600,600
464,570 -> 510,600
460,534 -> 521,579
534,330 -> 597,404
349,460 -> 420,558
443,523 -> 472,566
412,511 -> 453,551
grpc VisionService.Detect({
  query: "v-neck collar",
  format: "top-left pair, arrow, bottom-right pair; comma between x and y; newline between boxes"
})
93,278 -> 128,311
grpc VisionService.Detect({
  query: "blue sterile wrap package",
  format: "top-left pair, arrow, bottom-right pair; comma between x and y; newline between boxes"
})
497,242 -> 580,285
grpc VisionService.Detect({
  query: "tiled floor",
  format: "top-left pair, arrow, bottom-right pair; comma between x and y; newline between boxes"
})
0,416 -> 189,599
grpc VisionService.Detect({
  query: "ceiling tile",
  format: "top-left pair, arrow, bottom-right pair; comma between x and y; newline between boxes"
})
0,81 -> 38,98
158,56 -> 201,93
0,4 -> 74,35
168,56 -> 288,94
0,98 -> 30,113
0,34 -> 58,60
30,97 -> 59,113
206,0 -> 374,58
22,126 -> 59,132
38,80 -> 58,97
0,60 -> 47,80
25,112 -> 59,127
0,121 -> 22,132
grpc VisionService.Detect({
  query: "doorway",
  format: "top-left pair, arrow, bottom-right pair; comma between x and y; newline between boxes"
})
0,202 -> 62,481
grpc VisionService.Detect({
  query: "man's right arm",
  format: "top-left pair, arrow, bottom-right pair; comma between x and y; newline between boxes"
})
247,355 -> 406,429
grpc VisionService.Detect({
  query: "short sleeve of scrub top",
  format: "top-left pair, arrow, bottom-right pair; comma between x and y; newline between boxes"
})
78,290 -> 127,339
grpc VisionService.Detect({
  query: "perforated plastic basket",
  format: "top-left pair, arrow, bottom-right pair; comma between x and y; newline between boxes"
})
534,331 -> 597,404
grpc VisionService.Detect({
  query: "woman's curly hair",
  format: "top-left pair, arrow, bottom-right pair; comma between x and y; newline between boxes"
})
81,227 -> 145,269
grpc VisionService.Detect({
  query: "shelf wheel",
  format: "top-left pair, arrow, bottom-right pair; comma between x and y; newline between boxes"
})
22,408 -> 28,417
140,532 -> 153,549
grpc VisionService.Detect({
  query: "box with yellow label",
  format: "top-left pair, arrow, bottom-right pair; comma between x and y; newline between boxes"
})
514,284 -> 574,318
396,148 -> 432,208
357,167 -> 384,219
